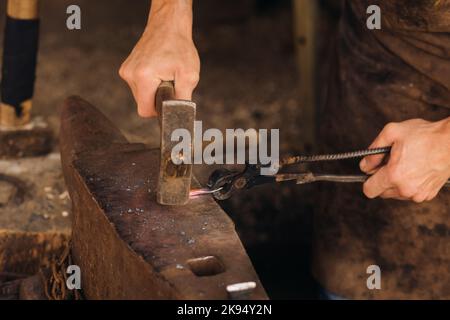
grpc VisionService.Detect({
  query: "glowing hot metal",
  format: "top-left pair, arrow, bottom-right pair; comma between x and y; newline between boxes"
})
189,187 -> 223,199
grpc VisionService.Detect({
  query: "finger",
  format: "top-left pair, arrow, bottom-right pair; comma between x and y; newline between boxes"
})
360,123 -> 399,173
364,166 -> 383,176
363,166 -> 392,199
127,82 -> 142,114
360,154 -> 389,174
134,78 -> 161,118
379,188 -> 407,200
426,188 -> 440,202
175,70 -> 199,101
422,177 -> 449,202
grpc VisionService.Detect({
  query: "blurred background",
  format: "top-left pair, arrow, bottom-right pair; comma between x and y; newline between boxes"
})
0,0 -> 342,298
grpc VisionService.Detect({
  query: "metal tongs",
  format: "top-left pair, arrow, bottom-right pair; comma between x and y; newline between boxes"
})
200,147 -> 450,201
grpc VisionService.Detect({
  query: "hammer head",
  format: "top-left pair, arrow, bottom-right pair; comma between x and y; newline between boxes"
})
157,98 -> 196,205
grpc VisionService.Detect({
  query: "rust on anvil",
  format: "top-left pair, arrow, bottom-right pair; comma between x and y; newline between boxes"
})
59,96 -> 267,300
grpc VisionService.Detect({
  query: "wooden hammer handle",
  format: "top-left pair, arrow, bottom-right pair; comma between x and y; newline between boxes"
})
7,0 -> 39,19
155,81 -> 175,120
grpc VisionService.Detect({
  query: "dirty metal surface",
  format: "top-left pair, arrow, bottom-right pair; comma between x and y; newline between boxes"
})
60,96 -> 267,300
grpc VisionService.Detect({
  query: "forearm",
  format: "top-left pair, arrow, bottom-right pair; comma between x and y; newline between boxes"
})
147,0 -> 193,38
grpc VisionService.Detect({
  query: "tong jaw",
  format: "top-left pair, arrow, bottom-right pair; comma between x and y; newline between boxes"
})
207,164 -> 274,201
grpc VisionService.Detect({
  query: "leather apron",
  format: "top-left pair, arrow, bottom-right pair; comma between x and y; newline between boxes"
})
313,0 -> 450,299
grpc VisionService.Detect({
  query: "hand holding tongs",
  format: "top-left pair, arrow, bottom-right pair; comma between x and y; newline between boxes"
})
203,147 -> 450,201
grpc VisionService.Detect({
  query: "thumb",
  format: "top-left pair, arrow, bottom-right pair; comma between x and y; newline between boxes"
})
360,123 -> 398,173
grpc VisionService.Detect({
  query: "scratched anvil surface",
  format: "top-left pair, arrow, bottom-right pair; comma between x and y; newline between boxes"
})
60,96 -> 267,300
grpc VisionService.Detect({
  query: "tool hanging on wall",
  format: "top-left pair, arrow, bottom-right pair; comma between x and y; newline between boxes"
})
1,0 -> 40,127
197,147 -> 450,200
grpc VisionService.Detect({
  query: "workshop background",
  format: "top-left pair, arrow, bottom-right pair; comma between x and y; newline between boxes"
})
0,0 -> 341,298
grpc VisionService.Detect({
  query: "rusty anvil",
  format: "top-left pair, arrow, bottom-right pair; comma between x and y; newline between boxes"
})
59,96 -> 267,300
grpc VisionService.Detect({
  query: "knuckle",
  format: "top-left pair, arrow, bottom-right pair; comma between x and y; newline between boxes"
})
190,73 -> 200,85
183,71 -> 200,86
119,64 -> 130,80
407,118 -> 427,126
383,122 -> 398,137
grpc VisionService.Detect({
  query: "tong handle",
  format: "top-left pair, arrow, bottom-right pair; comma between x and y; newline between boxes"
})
292,173 -> 450,187
280,147 -> 391,167
155,80 -> 175,124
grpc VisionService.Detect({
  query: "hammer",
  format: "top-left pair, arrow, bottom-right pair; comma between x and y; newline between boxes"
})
155,81 -> 196,205
1,0 -> 39,127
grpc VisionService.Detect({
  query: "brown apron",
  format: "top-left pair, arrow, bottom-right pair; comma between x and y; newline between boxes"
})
314,0 -> 450,299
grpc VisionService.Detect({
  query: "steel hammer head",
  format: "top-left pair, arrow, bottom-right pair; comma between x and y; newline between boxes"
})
156,82 -> 196,205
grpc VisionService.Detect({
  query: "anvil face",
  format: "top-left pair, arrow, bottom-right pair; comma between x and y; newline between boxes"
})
59,96 -> 267,300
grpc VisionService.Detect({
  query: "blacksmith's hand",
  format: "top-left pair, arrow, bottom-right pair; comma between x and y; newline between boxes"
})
360,118 -> 450,203
119,0 -> 199,117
